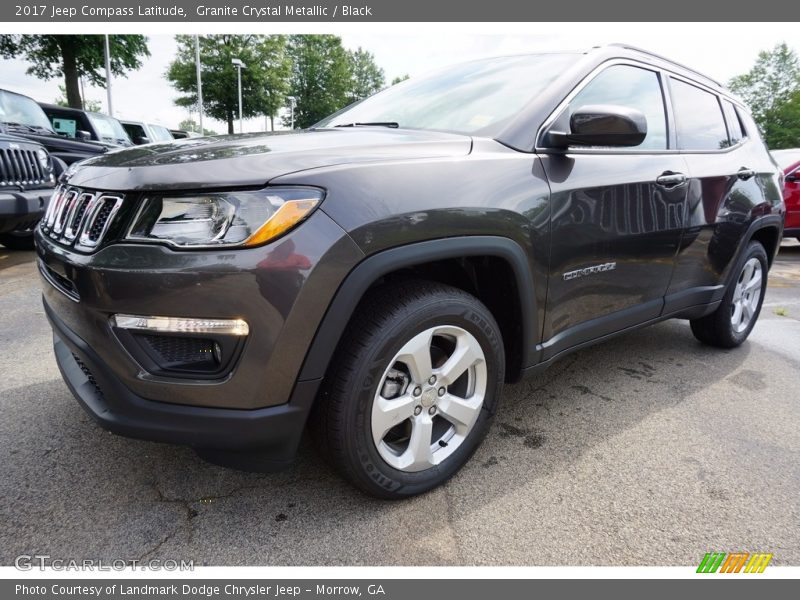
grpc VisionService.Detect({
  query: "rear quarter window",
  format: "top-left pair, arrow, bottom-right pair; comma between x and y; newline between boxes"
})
721,100 -> 746,146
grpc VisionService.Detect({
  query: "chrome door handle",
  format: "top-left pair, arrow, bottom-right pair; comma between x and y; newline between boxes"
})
737,168 -> 756,180
656,172 -> 687,188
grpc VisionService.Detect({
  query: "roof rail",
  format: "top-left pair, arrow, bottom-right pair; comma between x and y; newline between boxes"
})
603,43 -> 724,87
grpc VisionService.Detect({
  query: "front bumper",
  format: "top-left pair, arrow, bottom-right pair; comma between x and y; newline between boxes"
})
0,186 -> 52,233
48,300 -> 318,462
36,208 -> 364,457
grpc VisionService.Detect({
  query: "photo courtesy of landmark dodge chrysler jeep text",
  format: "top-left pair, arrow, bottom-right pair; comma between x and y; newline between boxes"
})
36,45 -> 785,498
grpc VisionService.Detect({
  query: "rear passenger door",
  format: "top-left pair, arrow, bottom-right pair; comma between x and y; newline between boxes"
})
664,77 -> 770,311
538,63 -> 689,358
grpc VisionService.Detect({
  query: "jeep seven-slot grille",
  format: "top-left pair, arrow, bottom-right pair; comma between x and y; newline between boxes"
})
39,185 -> 124,251
0,147 -> 49,187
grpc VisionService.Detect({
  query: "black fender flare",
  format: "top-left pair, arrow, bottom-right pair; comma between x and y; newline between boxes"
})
297,236 -> 538,382
711,213 -> 784,303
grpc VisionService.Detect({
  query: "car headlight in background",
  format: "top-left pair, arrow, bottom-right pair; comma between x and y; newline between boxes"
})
126,186 -> 323,248
36,148 -> 52,171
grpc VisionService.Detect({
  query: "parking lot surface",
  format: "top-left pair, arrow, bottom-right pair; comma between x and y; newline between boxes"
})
1,241 -> 798,566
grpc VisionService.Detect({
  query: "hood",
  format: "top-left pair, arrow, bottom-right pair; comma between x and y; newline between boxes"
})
19,131 -> 109,155
62,128 -> 473,192
0,132 -> 45,151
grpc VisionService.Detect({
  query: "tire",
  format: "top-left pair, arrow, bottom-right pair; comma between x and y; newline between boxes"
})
690,240 -> 768,348
310,280 -> 505,499
0,231 -> 35,250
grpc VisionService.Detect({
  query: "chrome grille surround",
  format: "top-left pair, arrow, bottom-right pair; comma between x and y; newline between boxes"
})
40,185 -> 124,252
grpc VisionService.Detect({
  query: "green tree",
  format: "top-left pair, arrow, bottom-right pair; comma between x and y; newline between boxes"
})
347,47 -> 384,103
391,74 -> 410,85
286,35 -> 352,128
729,42 -> 800,148
54,84 -> 102,112
177,118 -> 217,136
759,90 -> 800,150
0,35 -> 149,109
167,35 -> 289,134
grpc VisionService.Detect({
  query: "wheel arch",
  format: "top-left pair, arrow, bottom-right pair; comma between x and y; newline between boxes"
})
297,236 -> 538,385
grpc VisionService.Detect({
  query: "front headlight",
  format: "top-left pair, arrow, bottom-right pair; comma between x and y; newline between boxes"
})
36,148 -> 52,171
126,187 -> 323,248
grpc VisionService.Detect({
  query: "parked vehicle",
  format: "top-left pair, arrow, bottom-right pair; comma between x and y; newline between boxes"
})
771,149 -> 800,241
36,45 -> 784,498
39,103 -> 133,148
169,129 -> 201,139
0,89 -> 109,165
120,120 -> 174,145
0,133 -> 57,249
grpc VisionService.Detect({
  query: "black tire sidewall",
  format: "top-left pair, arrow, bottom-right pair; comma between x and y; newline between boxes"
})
723,242 -> 769,345
345,294 -> 504,497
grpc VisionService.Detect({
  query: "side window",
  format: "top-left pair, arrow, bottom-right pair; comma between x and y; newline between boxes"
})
721,100 -> 746,146
670,78 -> 728,150
568,65 -> 667,150
51,117 -> 77,138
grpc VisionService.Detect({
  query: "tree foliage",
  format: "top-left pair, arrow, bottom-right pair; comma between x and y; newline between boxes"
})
178,118 -> 218,136
729,42 -> 800,149
391,74 -> 410,85
167,35 -> 291,134
285,35 -> 353,129
347,47 -> 385,103
54,84 -> 102,112
0,35 -> 149,109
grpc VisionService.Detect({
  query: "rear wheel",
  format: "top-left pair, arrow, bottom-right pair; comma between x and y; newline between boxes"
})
311,280 -> 505,499
690,241 -> 768,348
0,231 -> 35,250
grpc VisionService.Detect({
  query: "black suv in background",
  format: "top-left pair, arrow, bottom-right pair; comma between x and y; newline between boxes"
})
0,133 -> 56,249
0,89 -> 109,165
36,45 -> 784,498
38,103 -> 133,148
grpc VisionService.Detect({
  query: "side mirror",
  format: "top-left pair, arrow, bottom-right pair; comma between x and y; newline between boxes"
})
549,104 -> 648,148
76,130 -> 92,141
134,136 -> 151,145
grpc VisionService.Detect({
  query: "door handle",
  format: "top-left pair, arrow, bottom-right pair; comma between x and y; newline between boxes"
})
737,167 -> 756,180
655,172 -> 687,188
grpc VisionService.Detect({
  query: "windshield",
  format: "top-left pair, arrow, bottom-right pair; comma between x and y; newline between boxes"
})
316,53 -> 579,136
88,113 -> 131,144
0,90 -> 55,132
148,125 -> 174,142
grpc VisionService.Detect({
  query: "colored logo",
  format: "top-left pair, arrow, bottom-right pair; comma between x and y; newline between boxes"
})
697,552 -> 773,573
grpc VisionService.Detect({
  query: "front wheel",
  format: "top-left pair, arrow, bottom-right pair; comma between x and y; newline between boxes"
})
0,231 -> 35,250
690,240 -> 768,348
311,280 -> 505,499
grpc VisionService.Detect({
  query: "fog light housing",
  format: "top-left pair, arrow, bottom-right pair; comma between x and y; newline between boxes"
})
111,314 -> 249,336
110,314 -> 248,379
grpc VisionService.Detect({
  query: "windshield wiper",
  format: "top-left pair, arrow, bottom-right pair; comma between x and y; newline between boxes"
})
334,121 -> 399,129
3,121 -> 56,135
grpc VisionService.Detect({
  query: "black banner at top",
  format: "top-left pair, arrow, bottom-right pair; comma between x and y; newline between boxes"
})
2,0 -> 800,22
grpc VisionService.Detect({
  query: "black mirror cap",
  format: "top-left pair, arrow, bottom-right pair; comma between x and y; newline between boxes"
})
549,104 -> 648,148
76,130 -> 92,141
134,136 -> 151,145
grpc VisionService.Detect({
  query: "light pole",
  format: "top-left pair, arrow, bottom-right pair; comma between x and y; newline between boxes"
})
103,35 -> 113,116
195,35 -> 204,135
231,57 -> 246,133
287,96 -> 297,130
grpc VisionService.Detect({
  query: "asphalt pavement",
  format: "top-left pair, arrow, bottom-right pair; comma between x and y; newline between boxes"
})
1,241 -> 798,566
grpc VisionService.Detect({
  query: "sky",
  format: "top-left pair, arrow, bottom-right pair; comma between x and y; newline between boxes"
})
2,25 -> 798,134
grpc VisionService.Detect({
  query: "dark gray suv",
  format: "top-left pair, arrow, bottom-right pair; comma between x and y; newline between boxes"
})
36,45 -> 785,498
